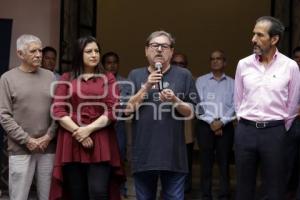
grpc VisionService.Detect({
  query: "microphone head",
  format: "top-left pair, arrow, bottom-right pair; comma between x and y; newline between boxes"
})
155,62 -> 162,71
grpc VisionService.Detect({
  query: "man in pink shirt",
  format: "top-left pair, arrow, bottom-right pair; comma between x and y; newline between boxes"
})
234,16 -> 300,200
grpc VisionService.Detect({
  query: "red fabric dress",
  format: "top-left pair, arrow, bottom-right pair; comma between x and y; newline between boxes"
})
49,72 -> 125,200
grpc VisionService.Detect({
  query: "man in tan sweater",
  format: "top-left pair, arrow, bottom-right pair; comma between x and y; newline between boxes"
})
0,34 -> 57,200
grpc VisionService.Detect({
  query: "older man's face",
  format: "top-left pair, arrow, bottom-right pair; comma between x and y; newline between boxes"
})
145,35 -> 174,67
20,42 -> 42,68
210,51 -> 226,71
251,21 -> 277,56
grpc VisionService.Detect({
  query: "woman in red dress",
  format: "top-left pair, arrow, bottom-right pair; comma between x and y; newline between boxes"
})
50,36 -> 124,200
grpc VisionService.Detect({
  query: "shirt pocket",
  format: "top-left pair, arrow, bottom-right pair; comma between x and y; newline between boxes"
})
265,74 -> 289,92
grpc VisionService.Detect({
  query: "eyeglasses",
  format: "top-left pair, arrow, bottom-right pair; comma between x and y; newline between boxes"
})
210,57 -> 224,61
148,43 -> 172,50
171,61 -> 186,66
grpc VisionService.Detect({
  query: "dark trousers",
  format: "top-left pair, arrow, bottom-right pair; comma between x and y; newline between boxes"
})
285,117 -> 300,199
115,121 -> 127,160
197,120 -> 234,200
63,163 -> 111,200
185,142 -> 194,192
235,121 -> 286,200
115,121 -> 128,196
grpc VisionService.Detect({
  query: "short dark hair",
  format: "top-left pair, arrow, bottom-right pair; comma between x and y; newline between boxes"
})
101,51 -> 120,66
71,36 -> 105,79
42,46 -> 57,56
292,46 -> 300,56
210,49 -> 226,61
256,16 -> 285,44
171,52 -> 188,67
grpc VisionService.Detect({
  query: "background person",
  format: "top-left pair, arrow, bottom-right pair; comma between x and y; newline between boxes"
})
195,50 -> 235,200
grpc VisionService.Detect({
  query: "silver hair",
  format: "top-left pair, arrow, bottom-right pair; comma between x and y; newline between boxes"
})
16,34 -> 42,52
146,30 -> 175,47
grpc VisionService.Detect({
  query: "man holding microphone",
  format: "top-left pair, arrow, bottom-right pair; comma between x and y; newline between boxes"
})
126,30 -> 201,200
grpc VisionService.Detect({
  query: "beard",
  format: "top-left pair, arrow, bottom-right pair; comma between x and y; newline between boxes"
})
253,44 -> 271,56
253,45 -> 263,56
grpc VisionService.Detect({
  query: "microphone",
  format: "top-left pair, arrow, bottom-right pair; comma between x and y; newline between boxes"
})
155,62 -> 163,91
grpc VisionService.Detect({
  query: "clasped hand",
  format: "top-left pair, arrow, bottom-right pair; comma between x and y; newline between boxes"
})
210,120 -> 224,136
26,134 -> 51,152
72,126 -> 94,149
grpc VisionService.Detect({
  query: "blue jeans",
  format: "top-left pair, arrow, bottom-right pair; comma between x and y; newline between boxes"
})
134,170 -> 186,200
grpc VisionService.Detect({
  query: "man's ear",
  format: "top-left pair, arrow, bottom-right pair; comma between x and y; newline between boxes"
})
145,46 -> 148,57
170,48 -> 174,55
17,50 -> 24,59
271,35 -> 279,46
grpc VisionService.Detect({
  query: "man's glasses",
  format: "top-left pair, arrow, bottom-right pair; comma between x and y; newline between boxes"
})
148,43 -> 172,50
171,61 -> 187,67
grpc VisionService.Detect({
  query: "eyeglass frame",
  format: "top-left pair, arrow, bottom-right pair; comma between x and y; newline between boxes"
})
147,42 -> 173,51
171,61 -> 187,66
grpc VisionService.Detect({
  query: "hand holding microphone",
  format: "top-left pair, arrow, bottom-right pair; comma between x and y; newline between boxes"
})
144,62 -> 163,90
155,62 -> 163,91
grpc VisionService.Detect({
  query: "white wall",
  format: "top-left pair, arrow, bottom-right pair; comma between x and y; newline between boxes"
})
0,0 -> 60,68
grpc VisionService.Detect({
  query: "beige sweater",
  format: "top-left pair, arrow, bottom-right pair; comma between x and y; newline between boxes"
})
0,67 -> 57,155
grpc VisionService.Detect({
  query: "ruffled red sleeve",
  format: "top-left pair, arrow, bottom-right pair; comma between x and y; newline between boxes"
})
102,72 -> 120,121
52,73 -> 72,119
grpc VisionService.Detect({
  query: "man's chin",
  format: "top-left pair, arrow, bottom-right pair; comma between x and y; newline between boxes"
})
33,64 -> 41,68
253,49 -> 262,56
154,58 -> 164,63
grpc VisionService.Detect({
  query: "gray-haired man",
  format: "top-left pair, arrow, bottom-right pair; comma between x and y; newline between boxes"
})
0,34 -> 56,200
